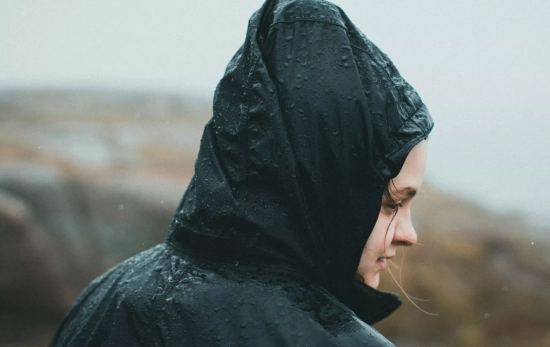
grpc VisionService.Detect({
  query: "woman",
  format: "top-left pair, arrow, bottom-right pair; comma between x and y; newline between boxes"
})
51,0 -> 433,345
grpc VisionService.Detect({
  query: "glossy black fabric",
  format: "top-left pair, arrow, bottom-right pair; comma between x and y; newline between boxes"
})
51,244 -> 399,346
51,0 -> 433,346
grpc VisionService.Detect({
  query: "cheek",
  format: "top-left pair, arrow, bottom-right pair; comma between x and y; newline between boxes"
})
368,212 -> 391,248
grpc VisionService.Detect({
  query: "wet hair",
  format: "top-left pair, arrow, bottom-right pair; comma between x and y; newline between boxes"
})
384,180 -> 398,210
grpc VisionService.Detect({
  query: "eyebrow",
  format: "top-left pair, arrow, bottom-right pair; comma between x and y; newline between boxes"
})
402,187 -> 417,198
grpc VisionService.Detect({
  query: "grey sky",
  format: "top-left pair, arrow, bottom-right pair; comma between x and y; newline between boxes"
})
1,0 -> 549,226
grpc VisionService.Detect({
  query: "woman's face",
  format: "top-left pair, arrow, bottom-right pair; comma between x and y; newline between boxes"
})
357,140 -> 428,289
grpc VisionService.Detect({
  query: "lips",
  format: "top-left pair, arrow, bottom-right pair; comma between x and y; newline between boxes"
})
376,255 -> 394,270
376,257 -> 388,270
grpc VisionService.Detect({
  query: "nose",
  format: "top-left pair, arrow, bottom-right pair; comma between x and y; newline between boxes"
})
392,214 -> 418,246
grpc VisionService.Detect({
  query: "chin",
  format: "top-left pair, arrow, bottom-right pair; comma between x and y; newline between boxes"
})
366,274 -> 380,289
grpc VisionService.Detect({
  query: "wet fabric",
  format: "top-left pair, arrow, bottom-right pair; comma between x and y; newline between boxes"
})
51,0 -> 433,346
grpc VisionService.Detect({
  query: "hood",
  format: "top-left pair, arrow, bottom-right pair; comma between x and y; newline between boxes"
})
169,0 -> 433,322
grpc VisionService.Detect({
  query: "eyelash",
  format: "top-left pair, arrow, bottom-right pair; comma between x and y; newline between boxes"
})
386,202 -> 403,212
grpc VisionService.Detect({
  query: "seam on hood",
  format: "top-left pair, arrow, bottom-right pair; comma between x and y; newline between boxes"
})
237,54 -> 265,252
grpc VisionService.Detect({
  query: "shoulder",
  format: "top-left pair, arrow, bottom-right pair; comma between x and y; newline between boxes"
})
191,265 -> 395,346
50,245 -> 171,346
52,245 -> 395,346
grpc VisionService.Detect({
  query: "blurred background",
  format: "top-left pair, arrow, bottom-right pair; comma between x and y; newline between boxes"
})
1,0 -> 549,346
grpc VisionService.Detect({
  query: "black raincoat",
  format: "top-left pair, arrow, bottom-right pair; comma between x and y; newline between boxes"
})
51,0 -> 433,345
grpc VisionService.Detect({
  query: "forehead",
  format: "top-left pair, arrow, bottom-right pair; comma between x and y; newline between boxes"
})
391,141 -> 427,193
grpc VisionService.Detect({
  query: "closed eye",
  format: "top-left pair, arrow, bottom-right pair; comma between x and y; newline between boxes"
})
385,202 -> 403,212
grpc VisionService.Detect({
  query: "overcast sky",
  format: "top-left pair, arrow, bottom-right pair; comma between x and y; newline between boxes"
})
1,0 -> 549,227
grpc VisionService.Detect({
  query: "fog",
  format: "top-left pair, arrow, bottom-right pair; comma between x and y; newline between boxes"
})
2,0 -> 549,227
